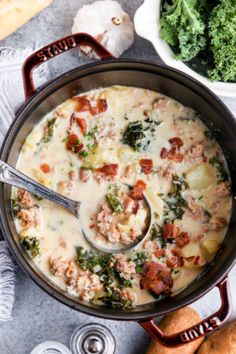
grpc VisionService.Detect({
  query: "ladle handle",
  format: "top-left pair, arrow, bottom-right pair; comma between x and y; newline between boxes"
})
0,160 -> 80,217
22,33 -> 114,98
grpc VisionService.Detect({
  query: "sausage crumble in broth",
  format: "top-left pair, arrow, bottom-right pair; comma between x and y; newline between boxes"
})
12,86 -> 232,309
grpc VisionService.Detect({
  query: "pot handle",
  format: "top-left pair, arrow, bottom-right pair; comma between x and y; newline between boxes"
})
22,33 -> 114,99
139,277 -> 231,347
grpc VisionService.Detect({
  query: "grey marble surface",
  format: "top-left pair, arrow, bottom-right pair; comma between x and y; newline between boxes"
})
0,1 -> 236,354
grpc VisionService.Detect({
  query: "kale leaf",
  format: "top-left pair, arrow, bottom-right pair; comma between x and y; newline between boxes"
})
209,156 -> 228,183
42,118 -> 57,143
98,290 -> 132,310
160,0 -> 206,61
122,119 -> 161,151
130,251 -> 148,274
105,184 -> 123,213
122,121 -> 146,151
208,0 -> 236,81
160,0 -> 236,82
76,247 -> 131,290
21,236 -> 40,258
11,199 -> 22,217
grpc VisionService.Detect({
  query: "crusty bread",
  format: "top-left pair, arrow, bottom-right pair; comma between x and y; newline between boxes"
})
0,0 -> 53,41
146,307 -> 204,354
197,320 -> 236,354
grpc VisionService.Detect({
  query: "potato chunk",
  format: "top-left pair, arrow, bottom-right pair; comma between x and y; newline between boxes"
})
201,239 -> 220,255
186,163 -> 214,190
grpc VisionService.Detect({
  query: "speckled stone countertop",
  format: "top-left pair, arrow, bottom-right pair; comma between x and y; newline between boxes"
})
0,1 -> 236,354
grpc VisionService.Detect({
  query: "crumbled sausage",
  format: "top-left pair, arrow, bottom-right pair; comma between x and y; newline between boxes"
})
17,189 -> 32,208
214,182 -> 231,197
79,168 -> 92,182
18,206 -> 40,228
57,180 -> 74,196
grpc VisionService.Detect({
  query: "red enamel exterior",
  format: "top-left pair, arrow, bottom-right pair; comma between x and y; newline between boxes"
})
140,277 -> 231,347
22,33 -> 113,98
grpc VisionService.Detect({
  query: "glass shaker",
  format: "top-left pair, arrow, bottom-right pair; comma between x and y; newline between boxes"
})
70,323 -> 116,354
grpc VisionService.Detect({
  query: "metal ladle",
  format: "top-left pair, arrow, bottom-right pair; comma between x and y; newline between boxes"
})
0,160 -> 153,254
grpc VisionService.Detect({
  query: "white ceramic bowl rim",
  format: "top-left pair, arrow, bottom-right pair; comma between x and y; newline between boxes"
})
134,0 -> 236,97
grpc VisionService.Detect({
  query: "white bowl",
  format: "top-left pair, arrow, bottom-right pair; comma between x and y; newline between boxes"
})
134,0 -> 236,97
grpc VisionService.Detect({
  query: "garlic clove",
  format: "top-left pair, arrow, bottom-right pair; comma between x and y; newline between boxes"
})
72,0 -> 134,58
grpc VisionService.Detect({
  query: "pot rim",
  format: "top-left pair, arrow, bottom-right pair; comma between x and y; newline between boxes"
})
1,58 -> 236,321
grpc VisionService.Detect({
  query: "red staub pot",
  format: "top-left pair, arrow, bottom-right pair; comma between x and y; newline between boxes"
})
1,33 -> 236,347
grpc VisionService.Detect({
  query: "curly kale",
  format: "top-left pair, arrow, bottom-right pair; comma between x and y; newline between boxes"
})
208,0 -> 236,81
160,0 -> 236,82
160,0 -> 206,61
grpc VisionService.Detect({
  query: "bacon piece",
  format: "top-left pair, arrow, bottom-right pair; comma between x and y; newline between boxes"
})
160,148 -> 169,159
122,193 -> 135,213
160,137 -> 184,163
171,248 -> 181,257
169,137 -> 183,148
193,256 -> 206,267
139,159 -> 153,175
166,256 -> 181,268
95,164 -> 119,177
155,249 -> 166,258
175,232 -> 190,248
97,99 -> 108,113
140,261 -> 173,295
40,163 -> 51,174
69,113 -> 76,129
89,106 -> 98,116
89,99 -> 108,115
73,96 -> 91,112
160,147 -> 183,163
162,223 -> 179,239
129,179 -> 146,200
76,118 -> 87,134
168,148 -> 184,162
66,133 -> 83,153
132,200 -> 140,214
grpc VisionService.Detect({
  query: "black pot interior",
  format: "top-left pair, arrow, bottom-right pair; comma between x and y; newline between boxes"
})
1,60 -> 236,321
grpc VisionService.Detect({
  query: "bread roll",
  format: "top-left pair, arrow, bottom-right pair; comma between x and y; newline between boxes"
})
0,0 -> 53,41
197,320 -> 236,354
146,307 -> 204,354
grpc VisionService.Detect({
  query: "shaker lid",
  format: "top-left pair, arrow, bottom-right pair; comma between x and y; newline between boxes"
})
30,340 -> 72,354
70,323 -> 116,354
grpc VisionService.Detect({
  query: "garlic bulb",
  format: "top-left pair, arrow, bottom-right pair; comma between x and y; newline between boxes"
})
72,0 -> 134,58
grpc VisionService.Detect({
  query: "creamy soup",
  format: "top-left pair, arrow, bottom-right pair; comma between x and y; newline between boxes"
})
12,86 -> 232,309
